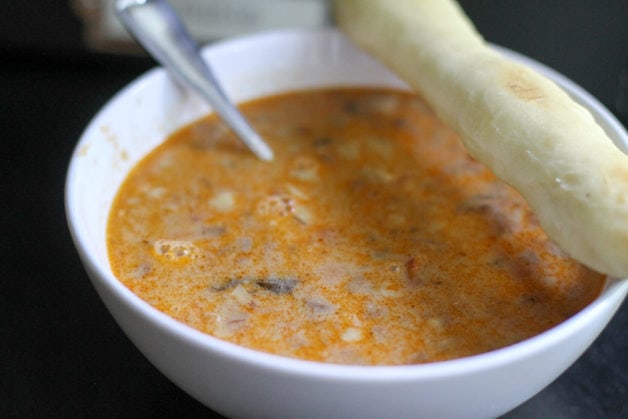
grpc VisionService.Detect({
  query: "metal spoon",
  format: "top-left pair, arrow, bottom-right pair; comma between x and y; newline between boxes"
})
115,0 -> 274,161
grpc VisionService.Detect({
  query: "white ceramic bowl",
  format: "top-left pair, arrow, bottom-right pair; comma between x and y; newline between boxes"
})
66,28 -> 628,419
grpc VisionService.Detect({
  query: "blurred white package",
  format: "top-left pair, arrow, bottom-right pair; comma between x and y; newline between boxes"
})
72,0 -> 330,54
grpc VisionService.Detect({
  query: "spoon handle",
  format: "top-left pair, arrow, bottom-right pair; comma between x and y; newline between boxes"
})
115,0 -> 274,161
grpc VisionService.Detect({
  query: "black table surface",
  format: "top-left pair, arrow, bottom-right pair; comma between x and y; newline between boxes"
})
2,1 -> 627,418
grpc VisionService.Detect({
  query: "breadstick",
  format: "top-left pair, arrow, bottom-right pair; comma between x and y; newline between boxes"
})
333,0 -> 628,278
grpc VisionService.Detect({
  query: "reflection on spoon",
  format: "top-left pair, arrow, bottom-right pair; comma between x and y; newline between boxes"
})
115,0 -> 274,161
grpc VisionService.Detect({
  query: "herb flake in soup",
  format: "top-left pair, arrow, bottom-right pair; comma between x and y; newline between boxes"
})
107,88 -> 605,365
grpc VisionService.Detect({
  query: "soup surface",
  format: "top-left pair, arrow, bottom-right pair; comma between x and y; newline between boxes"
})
108,88 -> 604,365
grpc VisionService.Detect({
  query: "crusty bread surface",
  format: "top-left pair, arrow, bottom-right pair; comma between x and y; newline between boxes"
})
334,0 -> 628,277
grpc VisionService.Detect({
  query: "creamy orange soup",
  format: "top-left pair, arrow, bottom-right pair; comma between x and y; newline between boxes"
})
108,88 -> 604,365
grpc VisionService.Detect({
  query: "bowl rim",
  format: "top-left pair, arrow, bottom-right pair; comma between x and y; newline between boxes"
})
65,27 -> 628,382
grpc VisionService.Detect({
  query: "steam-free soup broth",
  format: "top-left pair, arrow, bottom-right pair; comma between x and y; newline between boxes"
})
107,88 -> 604,365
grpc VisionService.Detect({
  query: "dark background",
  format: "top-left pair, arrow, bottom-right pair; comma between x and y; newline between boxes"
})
2,1 -> 627,417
